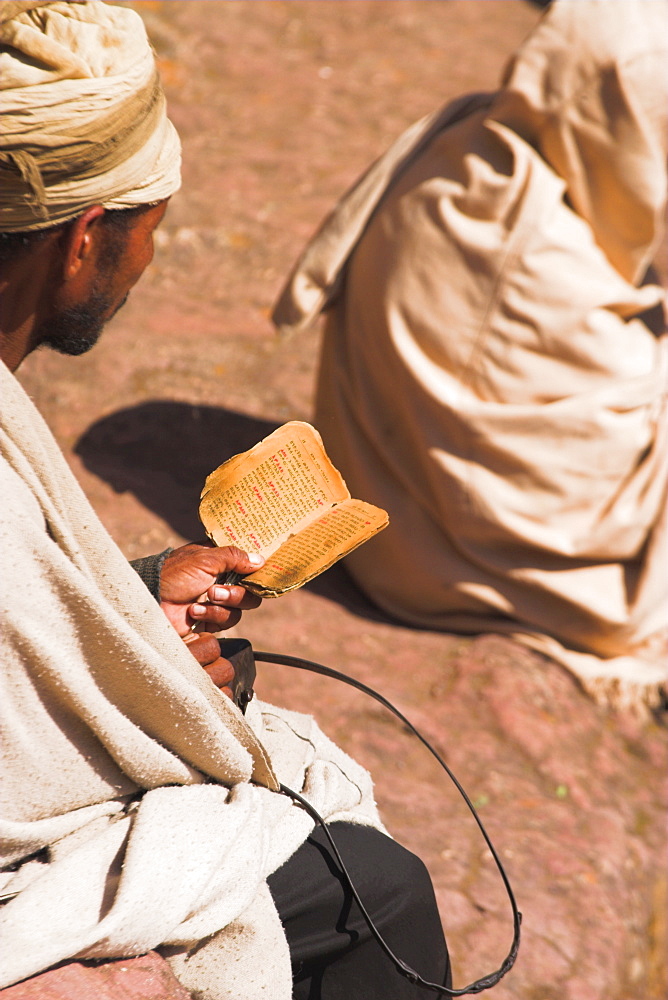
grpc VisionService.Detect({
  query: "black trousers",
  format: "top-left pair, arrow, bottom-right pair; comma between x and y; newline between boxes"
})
268,822 -> 452,1000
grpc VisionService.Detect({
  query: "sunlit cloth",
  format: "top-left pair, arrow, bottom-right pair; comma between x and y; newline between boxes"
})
0,355 -> 383,997
273,0 -> 668,710
0,0 -> 181,231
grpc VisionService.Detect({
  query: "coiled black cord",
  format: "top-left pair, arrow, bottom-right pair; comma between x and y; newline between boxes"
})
254,650 -> 522,997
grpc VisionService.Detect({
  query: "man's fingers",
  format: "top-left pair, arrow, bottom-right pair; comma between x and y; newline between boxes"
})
207,584 -> 262,610
188,583 -> 260,630
203,659 -> 235,690
189,605 -> 242,630
158,543 -> 264,638
160,543 -> 264,599
183,631 -> 221,665
183,633 -> 235,693
210,545 -> 265,577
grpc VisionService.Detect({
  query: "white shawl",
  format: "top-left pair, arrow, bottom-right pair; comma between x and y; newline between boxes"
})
0,360 -> 383,996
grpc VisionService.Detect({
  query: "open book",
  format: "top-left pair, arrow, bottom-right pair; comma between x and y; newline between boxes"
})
199,421 -> 389,597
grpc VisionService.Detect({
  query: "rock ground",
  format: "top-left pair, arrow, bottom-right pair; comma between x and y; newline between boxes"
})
15,3 -> 666,998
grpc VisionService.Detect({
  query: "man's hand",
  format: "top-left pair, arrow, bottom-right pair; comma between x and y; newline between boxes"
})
159,542 -> 264,637
184,632 -> 236,700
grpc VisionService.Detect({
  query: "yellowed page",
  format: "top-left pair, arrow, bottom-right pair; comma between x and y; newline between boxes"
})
241,499 -> 389,596
199,422 -> 350,556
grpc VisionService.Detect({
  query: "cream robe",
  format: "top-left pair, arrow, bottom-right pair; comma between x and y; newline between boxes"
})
273,0 -> 668,709
0,359 -> 383,997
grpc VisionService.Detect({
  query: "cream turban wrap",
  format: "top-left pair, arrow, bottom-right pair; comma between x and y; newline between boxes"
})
0,0 -> 181,232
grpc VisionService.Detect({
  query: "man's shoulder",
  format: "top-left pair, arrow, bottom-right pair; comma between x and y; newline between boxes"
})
0,450 -> 46,537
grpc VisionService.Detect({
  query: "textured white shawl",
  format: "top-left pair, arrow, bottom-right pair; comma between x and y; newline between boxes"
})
0,360 -> 383,997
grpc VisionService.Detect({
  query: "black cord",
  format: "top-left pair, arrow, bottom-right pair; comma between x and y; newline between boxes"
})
254,650 -> 522,997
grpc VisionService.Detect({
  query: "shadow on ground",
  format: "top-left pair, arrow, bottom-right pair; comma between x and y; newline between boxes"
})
76,402 -> 280,541
76,402 -> 398,623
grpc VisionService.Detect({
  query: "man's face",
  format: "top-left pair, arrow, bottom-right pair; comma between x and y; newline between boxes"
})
41,200 -> 168,357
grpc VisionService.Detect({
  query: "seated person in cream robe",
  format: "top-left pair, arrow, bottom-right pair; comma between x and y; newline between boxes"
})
273,0 -> 668,711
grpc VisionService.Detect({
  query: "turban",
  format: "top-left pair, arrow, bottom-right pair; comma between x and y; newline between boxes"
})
0,0 -> 181,232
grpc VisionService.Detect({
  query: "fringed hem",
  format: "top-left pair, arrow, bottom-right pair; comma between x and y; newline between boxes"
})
578,674 -> 666,715
508,629 -> 667,717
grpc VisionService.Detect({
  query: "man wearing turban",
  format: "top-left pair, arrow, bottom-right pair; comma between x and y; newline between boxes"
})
0,3 -> 451,998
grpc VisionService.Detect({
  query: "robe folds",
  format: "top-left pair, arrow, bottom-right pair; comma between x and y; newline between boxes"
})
273,0 -> 668,710
0,359 -> 384,997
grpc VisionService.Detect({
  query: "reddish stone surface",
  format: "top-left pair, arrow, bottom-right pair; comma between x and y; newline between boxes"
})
0,954 -> 190,999
14,3 -> 667,999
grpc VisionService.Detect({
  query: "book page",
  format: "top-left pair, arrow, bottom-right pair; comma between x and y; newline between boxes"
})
199,422 -> 350,556
240,499 -> 389,596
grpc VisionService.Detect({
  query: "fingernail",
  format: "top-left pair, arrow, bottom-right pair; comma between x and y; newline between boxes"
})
212,586 -> 231,601
248,553 -> 264,565
191,603 -> 207,616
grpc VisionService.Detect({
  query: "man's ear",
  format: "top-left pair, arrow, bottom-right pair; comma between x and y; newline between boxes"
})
59,205 -> 107,281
